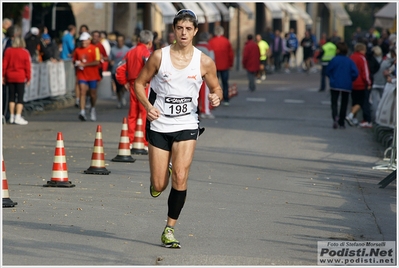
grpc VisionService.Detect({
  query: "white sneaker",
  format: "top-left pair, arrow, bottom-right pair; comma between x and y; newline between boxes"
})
90,108 -> 96,121
117,102 -> 122,109
14,116 -> 28,125
261,74 -> 266,80
9,115 -> 15,124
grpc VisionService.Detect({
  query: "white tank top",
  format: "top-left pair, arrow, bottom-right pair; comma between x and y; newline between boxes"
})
150,45 -> 203,133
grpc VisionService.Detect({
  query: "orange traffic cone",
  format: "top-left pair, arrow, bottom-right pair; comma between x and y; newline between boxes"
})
84,125 -> 111,175
44,132 -> 75,188
112,117 -> 136,163
2,156 -> 18,207
131,114 -> 148,155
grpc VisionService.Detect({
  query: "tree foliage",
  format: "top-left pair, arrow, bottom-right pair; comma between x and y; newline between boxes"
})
344,3 -> 388,45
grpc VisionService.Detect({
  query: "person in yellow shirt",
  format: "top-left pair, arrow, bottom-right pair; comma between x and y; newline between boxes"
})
256,34 -> 269,82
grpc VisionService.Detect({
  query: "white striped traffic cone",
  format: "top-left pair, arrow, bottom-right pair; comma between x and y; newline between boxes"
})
84,125 -> 110,175
2,156 -> 18,207
112,117 -> 136,162
131,114 -> 148,155
44,132 -> 75,187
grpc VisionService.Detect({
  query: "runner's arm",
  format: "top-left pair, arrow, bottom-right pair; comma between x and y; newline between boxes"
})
134,49 -> 161,121
201,54 -> 223,106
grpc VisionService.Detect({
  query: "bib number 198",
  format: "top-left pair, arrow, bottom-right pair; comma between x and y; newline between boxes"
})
164,97 -> 192,117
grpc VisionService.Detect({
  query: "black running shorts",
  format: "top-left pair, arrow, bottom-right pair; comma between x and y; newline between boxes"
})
147,128 -> 199,151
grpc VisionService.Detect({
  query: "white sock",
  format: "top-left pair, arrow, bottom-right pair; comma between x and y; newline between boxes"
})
348,113 -> 353,119
80,110 -> 85,115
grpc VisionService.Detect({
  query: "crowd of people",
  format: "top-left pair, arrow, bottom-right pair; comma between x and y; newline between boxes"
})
241,26 -> 397,130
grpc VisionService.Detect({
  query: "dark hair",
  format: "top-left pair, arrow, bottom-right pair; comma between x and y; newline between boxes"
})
79,24 -> 89,32
100,30 -> 107,38
247,34 -> 253,40
336,42 -> 348,55
67,25 -> 75,32
91,30 -> 100,36
116,34 -> 125,40
173,9 -> 198,29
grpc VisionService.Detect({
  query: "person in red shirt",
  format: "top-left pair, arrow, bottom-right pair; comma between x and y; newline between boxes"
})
208,26 -> 234,106
91,30 -> 108,80
2,36 -> 31,125
73,32 -> 101,121
346,42 -> 372,128
242,34 -> 260,92
115,30 -> 153,152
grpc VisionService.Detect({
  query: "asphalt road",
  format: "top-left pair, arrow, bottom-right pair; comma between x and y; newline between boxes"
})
2,69 -> 396,267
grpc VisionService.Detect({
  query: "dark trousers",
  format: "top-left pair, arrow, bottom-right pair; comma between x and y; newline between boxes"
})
217,70 -> 229,102
246,70 -> 256,92
330,89 -> 349,126
273,52 -> 282,71
2,84 -> 9,121
320,64 -> 328,91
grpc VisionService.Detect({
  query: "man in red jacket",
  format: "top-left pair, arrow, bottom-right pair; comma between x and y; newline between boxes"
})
208,26 -> 234,106
346,43 -> 372,128
116,30 -> 153,152
242,34 -> 260,92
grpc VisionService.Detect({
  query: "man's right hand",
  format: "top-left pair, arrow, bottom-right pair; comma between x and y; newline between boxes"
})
147,106 -> 160,121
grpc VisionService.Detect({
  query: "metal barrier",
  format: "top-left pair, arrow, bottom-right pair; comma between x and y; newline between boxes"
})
23,60 -> 76,112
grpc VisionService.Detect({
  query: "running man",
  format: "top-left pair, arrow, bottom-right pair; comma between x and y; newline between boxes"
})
73,32 -> 101,121
134,9 -> 223,248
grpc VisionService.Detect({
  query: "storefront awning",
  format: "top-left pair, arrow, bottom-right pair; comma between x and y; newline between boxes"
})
264,2 -> 284,19
237,2 -> 254,20
214,2 -> 230,22
154,2 -> 178,24
374,3 -> 397,28
326,3 -> 352,26
279,3 -> 299,20
197,2 -> 221,23
180,2 -> 206,24
292,3 -> 313,25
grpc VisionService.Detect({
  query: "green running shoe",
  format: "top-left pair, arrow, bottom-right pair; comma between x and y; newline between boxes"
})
149,163 -> 172,198
150,185 -> 161,198
161,227 -> 181,248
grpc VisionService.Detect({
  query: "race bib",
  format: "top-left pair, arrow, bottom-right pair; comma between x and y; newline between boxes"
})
164,97 -> 192,117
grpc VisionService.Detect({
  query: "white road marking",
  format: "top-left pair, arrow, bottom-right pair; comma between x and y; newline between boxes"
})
246,98 -> 266,102
284,99 -> 305,104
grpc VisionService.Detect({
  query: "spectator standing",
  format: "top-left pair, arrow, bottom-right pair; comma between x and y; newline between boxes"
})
242,34 -> 260,92
100,31 -> 111,71
370,46 -> 395,122
73,32 -> 101,121
326,42 -> 358,129
330,30 -> 341,45
115,30 -> 153,151
287,28 -> 298,70
25,27 -> 45,63
41,33 -> 59,62
134,10 -> 222,248
318,38 -> 337,92
256,34 -> 269,82
196,32 -> 216,119
282,33 -> 292,73
346,43 -> 372,128
2,18 -> 12,42
60,25 -> 75,60
109,34 -> 130,108
2,25 -> 22,124
91,30 -> 108,81
301,30 -> 314,74
271,29 -> 283,72
208,25 -> 234,106
2,18 -> 12,36
2,37 -> 31,125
